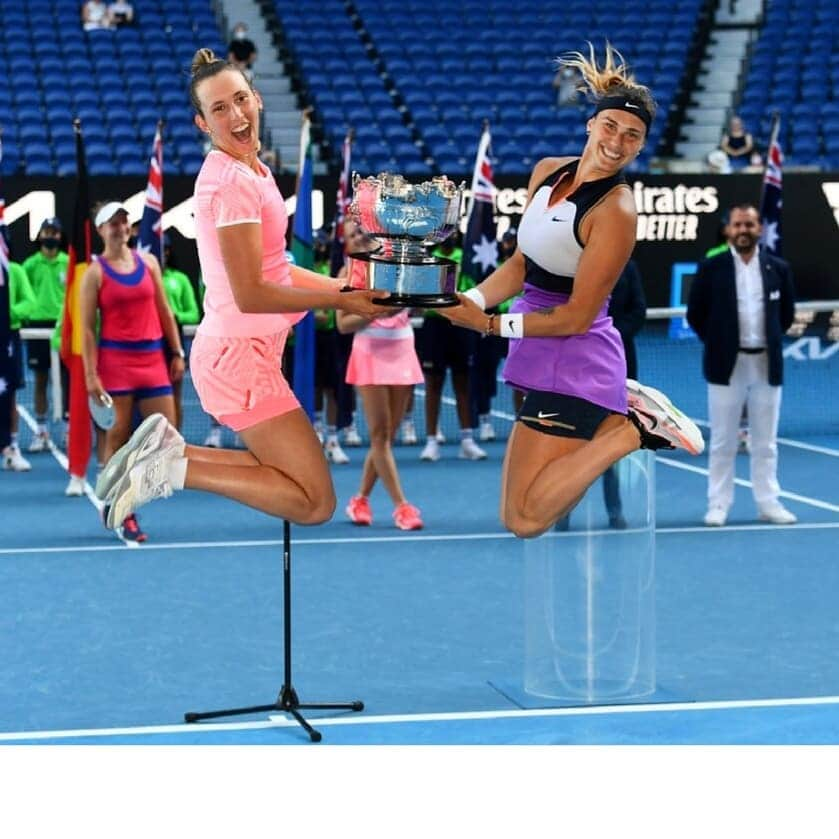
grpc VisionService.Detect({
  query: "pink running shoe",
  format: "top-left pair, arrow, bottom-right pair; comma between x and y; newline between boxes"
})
626,379 -> 705,455
346,494 -> 372,526
393,502 -> 423,531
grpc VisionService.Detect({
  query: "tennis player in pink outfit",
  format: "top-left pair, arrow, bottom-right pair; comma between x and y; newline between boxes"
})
337,242 -> 424,530
95,48 -> 388,530
80,201 -> 185,542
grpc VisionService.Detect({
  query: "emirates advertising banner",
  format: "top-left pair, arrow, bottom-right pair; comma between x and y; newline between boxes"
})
3,172 -> 838,307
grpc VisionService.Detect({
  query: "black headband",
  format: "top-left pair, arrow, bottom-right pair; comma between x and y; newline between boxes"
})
593,96 -> 652,131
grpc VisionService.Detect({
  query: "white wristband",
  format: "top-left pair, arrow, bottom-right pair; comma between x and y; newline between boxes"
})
499,313 -> 524,339
462,287 -> 486,311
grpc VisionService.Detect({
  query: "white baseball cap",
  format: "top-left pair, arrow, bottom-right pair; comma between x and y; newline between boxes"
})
94,202 -> 130,227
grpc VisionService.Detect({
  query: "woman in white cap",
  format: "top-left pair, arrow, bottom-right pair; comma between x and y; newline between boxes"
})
79,201 -> 185,542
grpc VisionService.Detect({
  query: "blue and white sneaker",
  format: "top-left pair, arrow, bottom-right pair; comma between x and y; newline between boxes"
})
95,414 -> 184,502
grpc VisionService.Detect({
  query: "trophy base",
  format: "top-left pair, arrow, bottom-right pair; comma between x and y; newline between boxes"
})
348,252 -> 457,308
377,292 -> 459,308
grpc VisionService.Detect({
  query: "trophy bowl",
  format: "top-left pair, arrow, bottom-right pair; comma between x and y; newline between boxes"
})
348,172 -> 464,307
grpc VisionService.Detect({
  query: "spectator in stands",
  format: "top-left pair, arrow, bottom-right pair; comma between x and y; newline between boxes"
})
687,203 -> 797,527
161,234 -> 200,430
720,115 -> 754,171
81,0 -> 112,30
418,232 -> 486,462
438,44 -> 704,537
107,0 -> 133,26
1,228 -> 36,472
553,65 -> 580,107
22,217 -> 68,453
79,201 -> 184,540
707,148 -> 732,175
338,231 -> 425,530
95,49 -> 388,533
228,23 -> 257,81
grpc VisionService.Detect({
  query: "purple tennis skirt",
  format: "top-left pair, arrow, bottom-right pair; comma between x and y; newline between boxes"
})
502,283 -> 628,414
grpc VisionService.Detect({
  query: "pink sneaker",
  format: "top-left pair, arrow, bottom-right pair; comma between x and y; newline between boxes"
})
346,494 -> 372,525
626,379 -> 705,455
393,502 -> 423,531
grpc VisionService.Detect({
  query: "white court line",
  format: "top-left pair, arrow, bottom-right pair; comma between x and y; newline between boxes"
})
16,405 -> 138,549
691,418 -> 839,457
3,521 -> 839,557
3,693 -> 839,742
657,455 -> 839,513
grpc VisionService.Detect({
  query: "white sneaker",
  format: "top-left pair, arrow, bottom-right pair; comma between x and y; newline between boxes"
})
105,453 -> 175,528
96,414 -> 184,502
28,431 -> 50,453
703,506 -> 727,527
434,428 -> 446,444
458,437 -> 487,460
2,444 -> 32,472
203,426 -> 223,448
343,425 -> 363,447
420,438 -> 441,462
478,421 -> 496,442
626,379 -> 705,455
65,474 -> 86,497
400,419 -> 418,445
324,438 -> 350,464
758,503 -> 797,525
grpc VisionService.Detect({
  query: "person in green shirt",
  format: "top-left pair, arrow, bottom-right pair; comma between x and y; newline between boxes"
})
161,235 -> 199,430
2,236 -> 37,472
21,217 -> 69,451
415,233 -> 486,462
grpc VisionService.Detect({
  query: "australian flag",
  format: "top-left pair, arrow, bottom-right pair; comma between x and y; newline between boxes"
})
329,128 -> 354,277
759,114 -> 783,256
462,122 -> 498,285
138,121 -> 164,264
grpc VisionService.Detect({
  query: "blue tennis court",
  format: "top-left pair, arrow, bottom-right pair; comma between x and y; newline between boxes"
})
2,366 -> 838,744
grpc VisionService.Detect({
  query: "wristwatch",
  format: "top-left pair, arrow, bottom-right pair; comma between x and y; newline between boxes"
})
174,348 -> 186,359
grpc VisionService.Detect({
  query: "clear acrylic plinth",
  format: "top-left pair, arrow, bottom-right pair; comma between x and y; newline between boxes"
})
523,450 -> 656,703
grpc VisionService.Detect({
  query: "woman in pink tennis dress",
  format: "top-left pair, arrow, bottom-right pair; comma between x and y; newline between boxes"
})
95,48 -> 388,529
336,227 -> 424,531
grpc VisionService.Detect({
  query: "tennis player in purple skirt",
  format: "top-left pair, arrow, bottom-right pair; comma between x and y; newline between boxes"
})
441,44 -> 704,538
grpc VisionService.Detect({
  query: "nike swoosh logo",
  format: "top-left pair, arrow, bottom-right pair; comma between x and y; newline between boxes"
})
537,411 -> 559,419
624,102 -> 639,109
551,216 -> 568,222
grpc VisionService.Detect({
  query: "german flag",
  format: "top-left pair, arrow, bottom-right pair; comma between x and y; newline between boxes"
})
60,120 -> 93,479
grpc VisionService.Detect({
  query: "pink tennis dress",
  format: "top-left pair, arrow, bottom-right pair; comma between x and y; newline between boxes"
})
345,260 -> 423,386
190,151 -> 306,430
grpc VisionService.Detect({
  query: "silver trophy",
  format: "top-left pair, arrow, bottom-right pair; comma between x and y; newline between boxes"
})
348,172 -> 464,307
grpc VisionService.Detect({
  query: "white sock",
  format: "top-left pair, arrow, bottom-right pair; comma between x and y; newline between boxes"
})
460,429 -> 474,442
168,457 -> 188,491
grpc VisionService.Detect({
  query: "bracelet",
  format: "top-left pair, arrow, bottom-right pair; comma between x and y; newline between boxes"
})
485,314 -> 496,336
499,313 -> 524,339
462,287 -> 487,311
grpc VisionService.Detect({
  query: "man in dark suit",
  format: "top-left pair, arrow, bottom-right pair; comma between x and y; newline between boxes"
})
687,204 -> 796,527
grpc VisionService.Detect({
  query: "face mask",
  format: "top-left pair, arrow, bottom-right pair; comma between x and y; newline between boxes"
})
41,237 -> 60,250
234,30 -> 246,39
127,235 -> 138,248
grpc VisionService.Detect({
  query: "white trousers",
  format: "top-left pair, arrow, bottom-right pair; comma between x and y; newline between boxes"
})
707,351 -> 782,510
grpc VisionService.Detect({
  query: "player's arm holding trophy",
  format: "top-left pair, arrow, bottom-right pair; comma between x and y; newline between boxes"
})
216,220 -> 387,318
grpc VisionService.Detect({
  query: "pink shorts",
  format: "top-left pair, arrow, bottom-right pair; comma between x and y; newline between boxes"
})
190,331 -> 299,431
98,344 -> 172,399
345,335 -> 424,386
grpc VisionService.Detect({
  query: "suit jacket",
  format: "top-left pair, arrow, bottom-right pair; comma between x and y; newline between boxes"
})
686,248 -> 795,386
608,259 -> 647,380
